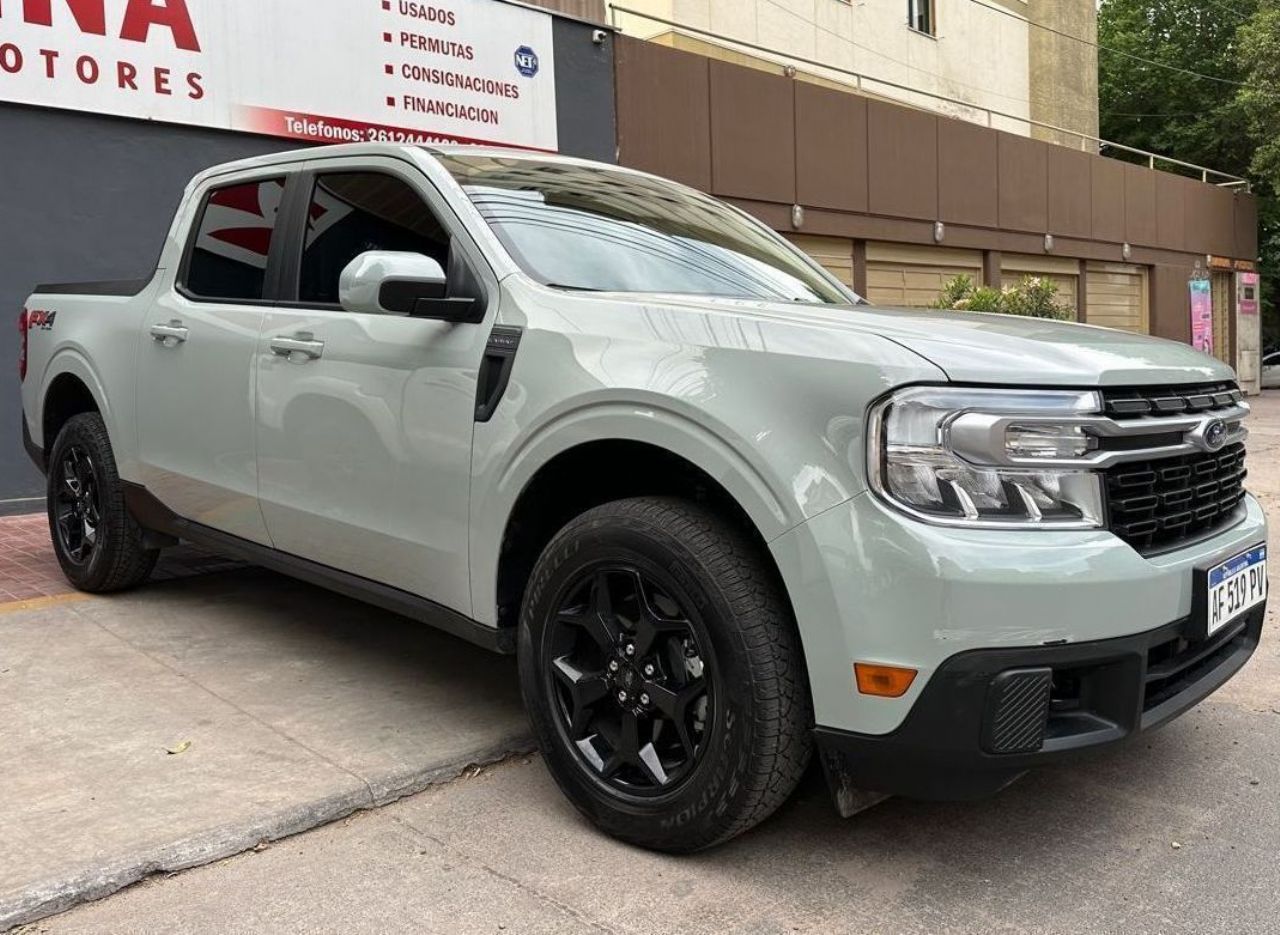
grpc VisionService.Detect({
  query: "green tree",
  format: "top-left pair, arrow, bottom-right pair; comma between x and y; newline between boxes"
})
1099,0 -> 1279,349
1099,0 -> 1256,174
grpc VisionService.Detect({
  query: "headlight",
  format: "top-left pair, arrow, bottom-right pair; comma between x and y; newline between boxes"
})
868,386 -> 1106,528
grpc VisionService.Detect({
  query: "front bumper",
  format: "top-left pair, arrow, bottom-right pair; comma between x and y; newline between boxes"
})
770,491 -> 1268,737
814,603 -> 1264,800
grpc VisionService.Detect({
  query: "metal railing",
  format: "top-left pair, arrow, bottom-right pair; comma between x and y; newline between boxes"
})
608,6 -> 1251,191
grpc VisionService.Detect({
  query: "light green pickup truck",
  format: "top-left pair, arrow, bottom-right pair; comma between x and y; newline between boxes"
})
20,144 -> 1268,851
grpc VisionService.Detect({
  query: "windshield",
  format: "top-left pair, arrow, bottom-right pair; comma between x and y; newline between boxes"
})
435,153 -> 856,305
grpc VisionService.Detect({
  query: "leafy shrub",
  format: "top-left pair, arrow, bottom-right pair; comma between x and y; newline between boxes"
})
930,274 -> 1073,320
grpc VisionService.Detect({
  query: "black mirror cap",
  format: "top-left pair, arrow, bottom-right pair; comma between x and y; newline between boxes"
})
411,296 -> 483,323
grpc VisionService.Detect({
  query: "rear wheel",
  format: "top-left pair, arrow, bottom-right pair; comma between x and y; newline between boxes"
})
47,413 -> 158,593
518,496 -> 811,852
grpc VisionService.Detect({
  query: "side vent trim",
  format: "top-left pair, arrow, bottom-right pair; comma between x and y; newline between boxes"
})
475,325 -> 523,422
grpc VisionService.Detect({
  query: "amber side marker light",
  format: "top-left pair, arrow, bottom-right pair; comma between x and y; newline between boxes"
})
854,663 -> 918,698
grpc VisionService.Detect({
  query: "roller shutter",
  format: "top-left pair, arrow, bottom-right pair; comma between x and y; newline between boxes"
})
785,234 -> 855,288
866,244 -> 984,307
1210,271 -> 1231,364
1002,255 -> 1079,319
1084,263 -> 1148,334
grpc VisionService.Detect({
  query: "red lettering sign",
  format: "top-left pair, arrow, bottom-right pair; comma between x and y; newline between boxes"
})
0,0 -> 201,52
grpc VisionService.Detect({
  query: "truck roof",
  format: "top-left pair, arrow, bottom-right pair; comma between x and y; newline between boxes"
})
194,142 -> 619,185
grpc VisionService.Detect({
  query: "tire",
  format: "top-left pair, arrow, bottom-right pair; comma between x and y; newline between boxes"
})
518,496 -> 811,852
46,412 -> 159,593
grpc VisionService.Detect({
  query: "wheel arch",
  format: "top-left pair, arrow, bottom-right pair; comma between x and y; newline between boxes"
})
41,365 -> 107,454
485,436 -> 801,642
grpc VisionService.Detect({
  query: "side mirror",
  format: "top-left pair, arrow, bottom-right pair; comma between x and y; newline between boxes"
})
338,250 -> 478,322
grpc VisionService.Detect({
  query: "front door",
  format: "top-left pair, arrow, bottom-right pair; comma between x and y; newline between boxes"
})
254,159 -> 491,614
135,173 -> 288,544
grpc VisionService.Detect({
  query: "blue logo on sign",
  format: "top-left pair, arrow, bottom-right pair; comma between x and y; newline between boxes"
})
514,45 -> 539,78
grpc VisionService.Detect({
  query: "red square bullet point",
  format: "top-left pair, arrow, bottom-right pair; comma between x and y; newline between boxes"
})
382,31 -> 392,42
385,64 -> 394,75
386,96 -> 396,107
382,0 -> 391,9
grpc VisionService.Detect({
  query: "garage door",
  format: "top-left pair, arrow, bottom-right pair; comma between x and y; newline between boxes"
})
785,234 -> 855,288
1210,271 -> 1232,364
867,244 -> 984,307
1003,255 -> 1080,319
1085,263 -> 1148,333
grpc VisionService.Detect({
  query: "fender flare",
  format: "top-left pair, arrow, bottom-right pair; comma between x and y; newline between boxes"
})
469,398 -> 801,626
36,348 -> 115,448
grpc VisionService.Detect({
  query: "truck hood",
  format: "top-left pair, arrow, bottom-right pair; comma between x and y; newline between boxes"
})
630,295 -> 1235,387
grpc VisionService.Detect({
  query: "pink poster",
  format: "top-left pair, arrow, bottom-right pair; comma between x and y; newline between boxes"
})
1238,272 -> 1260,315
1189,279 -> 1213,355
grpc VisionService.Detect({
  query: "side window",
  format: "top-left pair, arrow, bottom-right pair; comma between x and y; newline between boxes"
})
299,171 -> 450,306
184,177 -> 286,301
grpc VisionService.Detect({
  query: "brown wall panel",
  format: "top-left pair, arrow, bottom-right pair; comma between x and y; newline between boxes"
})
1234,193 -> 1259,259
868,100 -> 938,221
614,37 -> 712,190
1155,173 -> 1187,253
614,39 -> 1256,276
997,133 -> 1048,233
1047,147 -> 1092,238
1205,186 -> 1237,258
1149,263 -> 1193,343
1185,182 -> 1236,259
795,82 -> 868,213
1091,157 -> 1126,243
709,61 -> 796,203
1123,164 -> 1158,247
521,0 -> 605,22
938,120 -> 998,228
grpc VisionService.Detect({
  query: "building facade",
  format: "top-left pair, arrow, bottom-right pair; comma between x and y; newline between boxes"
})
608,0 -> 1099,143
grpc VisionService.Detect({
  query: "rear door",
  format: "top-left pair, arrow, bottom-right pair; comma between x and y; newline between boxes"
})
135,172 -> 291,544
254,156 -> 495,613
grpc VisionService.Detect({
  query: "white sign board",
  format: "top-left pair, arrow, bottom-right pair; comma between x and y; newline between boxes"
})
0,0 -> 558,150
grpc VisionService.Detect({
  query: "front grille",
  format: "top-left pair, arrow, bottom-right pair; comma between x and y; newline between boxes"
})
1106,443 -> 1247,553
1102,382 -> 1243,419
1100,384 -> 1248,554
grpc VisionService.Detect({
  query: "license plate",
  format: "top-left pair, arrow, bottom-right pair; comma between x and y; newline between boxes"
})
1205,545 -> 1267,637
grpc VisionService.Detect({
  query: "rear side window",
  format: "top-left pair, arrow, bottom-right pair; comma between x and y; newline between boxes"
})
183,177 -> 286,301
299,172 -> 449,305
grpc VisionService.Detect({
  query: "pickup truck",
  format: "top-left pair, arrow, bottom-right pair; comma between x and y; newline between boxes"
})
19,143 -> 1269,852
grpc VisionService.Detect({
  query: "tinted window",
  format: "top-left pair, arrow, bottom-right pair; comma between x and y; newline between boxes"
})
299,172 -> 450,305
437,154 -> 852,305
184,178 -> 286,301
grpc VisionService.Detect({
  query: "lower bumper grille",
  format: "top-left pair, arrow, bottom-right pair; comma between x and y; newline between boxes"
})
1105,443 -> 1247,554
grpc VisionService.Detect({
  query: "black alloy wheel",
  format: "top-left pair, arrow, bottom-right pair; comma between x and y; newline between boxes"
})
46,412 -> 159,592
53,445 -> 101,565
545,565 -> 713,795
519,497 -> 812,853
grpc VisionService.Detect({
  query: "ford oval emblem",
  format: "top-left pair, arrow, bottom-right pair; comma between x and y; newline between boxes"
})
1203,418 -> 1228,451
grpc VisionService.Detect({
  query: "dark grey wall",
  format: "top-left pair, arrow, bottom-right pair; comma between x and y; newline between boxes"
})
0,104 -> 293,507
553,18 -> 617,163
0,18 -> 617,504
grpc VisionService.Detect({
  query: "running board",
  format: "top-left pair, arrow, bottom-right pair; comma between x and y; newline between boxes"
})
122,482 -> 513,654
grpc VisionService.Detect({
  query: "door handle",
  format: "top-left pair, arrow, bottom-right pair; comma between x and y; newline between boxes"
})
150,321 -> 189,345
270,335 -> 325,361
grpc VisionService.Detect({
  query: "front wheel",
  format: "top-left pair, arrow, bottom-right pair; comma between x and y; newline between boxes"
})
518,497 -> 811,852
46,412 -> 158,593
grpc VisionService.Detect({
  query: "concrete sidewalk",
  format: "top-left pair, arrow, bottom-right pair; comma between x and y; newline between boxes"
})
0,565 -> 531,930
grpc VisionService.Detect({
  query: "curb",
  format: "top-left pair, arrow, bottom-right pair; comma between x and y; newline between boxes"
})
1,732 -> 536,931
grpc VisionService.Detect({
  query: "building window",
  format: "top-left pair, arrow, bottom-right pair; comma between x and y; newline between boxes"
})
908,0 -> 935,35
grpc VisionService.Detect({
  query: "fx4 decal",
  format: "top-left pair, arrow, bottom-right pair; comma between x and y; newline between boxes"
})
28,310 -> 57,331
